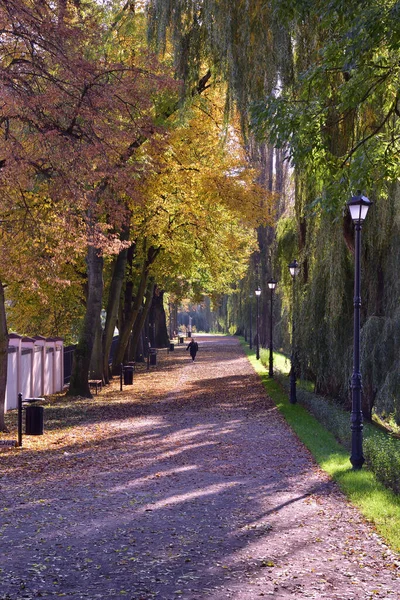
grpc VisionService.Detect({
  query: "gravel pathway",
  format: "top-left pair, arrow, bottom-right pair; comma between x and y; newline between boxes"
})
0,335 -> 399,599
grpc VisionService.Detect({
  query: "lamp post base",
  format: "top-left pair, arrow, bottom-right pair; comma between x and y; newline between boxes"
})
269,349 -> 273,377
350,455 -> 365,470
289,367 -> 297,404
350,401 -> 365,470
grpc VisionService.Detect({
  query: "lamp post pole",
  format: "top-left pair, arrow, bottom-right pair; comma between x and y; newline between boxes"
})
347,194 -> 372,470
255,287 -> 261,360
288,260 -> 300,404
268,279 -> 277,377
249,297 -> 253,350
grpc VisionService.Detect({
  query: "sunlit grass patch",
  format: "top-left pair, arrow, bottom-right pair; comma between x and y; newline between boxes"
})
259,347 -> 290,374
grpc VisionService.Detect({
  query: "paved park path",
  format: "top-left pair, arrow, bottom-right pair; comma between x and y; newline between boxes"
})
0,335 -> 399,599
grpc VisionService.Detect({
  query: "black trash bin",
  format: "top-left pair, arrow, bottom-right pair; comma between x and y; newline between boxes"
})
123,365 -> 134,385
25,405 -> 44,435
149,349 -> 157,366
169,343 -> 174,351
179,336 -> 184,344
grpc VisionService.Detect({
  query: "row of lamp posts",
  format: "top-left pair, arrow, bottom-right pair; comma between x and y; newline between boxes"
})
247,193 -> 371,470
249,281 -> 276,373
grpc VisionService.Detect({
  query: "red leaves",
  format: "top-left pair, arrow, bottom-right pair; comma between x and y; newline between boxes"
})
0,1 -> 176,249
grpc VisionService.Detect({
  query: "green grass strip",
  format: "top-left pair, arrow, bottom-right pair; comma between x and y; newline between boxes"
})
239,337 -> 400,554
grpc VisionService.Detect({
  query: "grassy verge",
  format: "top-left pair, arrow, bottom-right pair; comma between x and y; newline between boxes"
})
259,347 -> 315,392
239,337 -> 400,554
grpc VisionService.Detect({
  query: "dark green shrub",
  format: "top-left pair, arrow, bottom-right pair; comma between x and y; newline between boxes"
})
364,435 -> 400,494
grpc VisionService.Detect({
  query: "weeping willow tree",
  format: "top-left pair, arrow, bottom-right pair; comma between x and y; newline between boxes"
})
142,0 -> 400,422
257,1 -> 400,421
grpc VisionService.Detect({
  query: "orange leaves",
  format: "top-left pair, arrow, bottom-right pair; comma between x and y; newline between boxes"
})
130,84 -> 273,294
0,1 -> 174,242
0,2 -> 179,340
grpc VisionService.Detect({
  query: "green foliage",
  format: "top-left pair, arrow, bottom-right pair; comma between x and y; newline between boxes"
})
272,176 -> 400,419
360,186 -> 400,420
250,0 -> 400,208
6,283 -> 85,345
361,315 -> 400,421
280,373 -> 353,447
259,348 -> 291,373
275,217 -> 297,273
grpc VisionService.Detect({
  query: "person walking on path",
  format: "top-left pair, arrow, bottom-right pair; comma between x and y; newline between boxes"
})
186,337 -> 199,360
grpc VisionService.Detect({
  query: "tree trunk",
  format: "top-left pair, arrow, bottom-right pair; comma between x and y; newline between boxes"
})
0,281 -> 8,431
102,247 -> 129,382
135,330 -> 145,363
68,246 -> 103,397
112,247 -> 159,371
150,287 -> 169,347
361,389 -> 374,423
112,275 -> 147,371
129,282 -> 155,360
89,315 -> 103,381
143,311 -> 151,357
120,244 -> 135,351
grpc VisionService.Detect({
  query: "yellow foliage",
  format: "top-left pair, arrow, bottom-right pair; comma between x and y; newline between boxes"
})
129,84 -> 272,294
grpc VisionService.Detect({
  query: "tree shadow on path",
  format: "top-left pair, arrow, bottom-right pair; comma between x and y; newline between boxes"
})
0,336 -> 398,599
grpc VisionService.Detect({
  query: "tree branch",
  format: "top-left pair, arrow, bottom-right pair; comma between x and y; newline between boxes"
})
340,97 -> 398,167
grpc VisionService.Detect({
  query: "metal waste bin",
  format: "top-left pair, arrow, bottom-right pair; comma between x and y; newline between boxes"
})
179,336 -> 184,344
25,405 -> 44,435
149,349 -> 157,366
123,365 -> 134,385
169,343 -> 174,351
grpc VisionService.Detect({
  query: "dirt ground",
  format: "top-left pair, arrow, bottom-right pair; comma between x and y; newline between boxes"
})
0,335 -> 399,600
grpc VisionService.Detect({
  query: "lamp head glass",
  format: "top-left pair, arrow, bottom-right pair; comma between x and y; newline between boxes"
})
288,259 -> 300,278
347,194 -> 372,223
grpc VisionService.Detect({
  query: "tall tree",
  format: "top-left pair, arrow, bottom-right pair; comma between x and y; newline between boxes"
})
145,0 -> 400,420
0,0 -> 176,399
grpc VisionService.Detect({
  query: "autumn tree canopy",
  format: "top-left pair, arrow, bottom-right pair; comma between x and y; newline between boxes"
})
0,0 -> 177,408
0,0 -> 270,414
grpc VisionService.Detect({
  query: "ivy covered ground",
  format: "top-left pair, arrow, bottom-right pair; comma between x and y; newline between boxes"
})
0,336 -> 399,599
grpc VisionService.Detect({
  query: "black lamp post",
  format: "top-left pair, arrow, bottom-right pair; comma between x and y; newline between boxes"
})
255,286 -> 261,360
249,295 -> 253,350
288,259 -> 300,404
347,193 -> 372,470
267,278 -> 277,377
